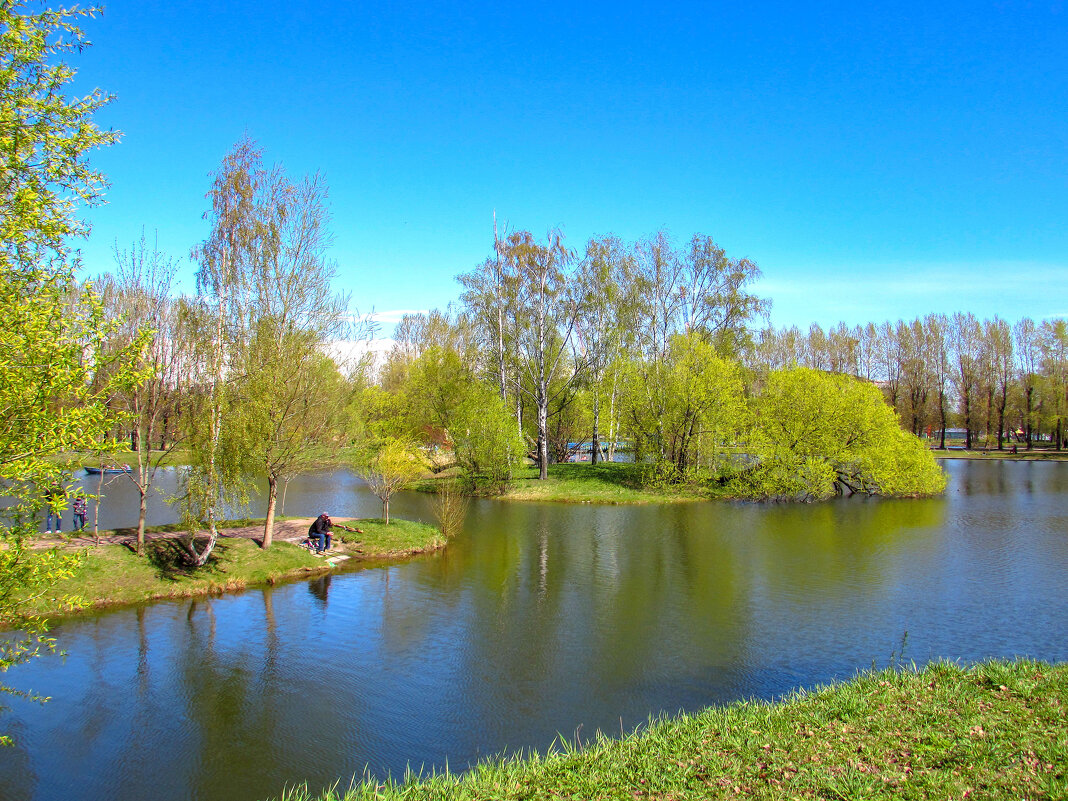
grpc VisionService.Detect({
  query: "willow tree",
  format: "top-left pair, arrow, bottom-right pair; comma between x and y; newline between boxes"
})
234,159 -> 351,547
185,138 -> 263,566
627,231 -> 766,467
621,333 -> 747,480
744,367 -> 946,501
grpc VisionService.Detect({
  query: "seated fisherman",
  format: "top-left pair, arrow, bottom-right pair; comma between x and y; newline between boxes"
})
308,512 -> 334,553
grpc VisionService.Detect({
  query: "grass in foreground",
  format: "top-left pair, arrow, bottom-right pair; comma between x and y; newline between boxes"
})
275,659 -> 1067,801
27,517 -> 443,620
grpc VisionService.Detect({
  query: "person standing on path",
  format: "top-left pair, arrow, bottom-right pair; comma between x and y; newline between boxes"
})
45,485 -> 64,534
72,495 -> 88,532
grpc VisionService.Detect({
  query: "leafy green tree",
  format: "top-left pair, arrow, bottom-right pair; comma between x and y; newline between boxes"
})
355,438 -> 427,524
450,385 -> 526,492
0,3 -> 119,266
621,333 -> 747,480
234,330 -> 349,544
742,367 -> 946,501
0,0 -> 134,733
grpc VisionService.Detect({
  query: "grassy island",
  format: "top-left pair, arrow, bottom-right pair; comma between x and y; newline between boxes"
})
497,463 -> 706,504
275,659 -> 1067,801
23,516 -> 444,622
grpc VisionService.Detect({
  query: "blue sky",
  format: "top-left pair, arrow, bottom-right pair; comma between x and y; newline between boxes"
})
72,0 -> 1068,334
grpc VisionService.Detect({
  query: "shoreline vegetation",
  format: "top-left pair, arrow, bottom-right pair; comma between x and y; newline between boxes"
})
272,659 -> 1067,801
21,517 -> 444,623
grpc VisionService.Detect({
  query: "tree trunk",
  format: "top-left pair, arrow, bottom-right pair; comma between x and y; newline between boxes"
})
262,475 -> 277,548
136,491 -> 147,556
996,397 -> 1006,450
1025,387 -> 1034,450
590,388 -> 600,465
383,497 -> 390,524
963,390 -> 973,449
538,398 -> 549,480
938,390 -> 947,449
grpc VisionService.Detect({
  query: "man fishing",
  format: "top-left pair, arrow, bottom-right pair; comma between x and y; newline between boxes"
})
307,512 -> 361,554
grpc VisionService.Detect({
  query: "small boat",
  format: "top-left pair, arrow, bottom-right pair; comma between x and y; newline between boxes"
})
84,465 -> 131,475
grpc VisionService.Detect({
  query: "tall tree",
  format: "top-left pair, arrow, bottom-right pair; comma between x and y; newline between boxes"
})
0,0 -> 134,725
950,312 -> 983,449
575,234 -> 635,463
101,232 -> 184,554
506,229 -> 586,480
924,314 -> 952,448
186,137 -> 263,566
985,317 -> 1013,450
1013,318 -> 1041,449
236,160 -> 352,547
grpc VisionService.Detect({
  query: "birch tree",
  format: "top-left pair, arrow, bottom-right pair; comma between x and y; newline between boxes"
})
185,137 -> 262,566
1014,317 -> 1041,449
575,234 -> 635,463
507,229 -> 586,479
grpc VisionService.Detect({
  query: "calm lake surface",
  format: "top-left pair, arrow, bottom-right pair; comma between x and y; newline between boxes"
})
2,459 -> 1067,801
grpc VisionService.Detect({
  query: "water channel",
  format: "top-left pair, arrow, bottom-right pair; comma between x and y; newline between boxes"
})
2,459 -> 1067,801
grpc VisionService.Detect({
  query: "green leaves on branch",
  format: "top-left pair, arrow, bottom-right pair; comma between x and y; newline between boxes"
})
0,3 -> 119,266
355,438 -> 428,524
450,386 -> 526,493
744,367 -> 947,501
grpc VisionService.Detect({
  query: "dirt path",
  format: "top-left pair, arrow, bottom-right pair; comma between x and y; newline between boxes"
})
50,517 -> 362,549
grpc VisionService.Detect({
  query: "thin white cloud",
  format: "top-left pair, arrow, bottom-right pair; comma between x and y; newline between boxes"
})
369,309 -> 427,325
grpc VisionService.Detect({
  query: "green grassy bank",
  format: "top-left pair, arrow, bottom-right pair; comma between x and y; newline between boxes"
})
931,448 -> 1068,461
27,517 -> 444,620
417,463 -> 709,504
503,463 -> 705,503
274,659 -> 1067,801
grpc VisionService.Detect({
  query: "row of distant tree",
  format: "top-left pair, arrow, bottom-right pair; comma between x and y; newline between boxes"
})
751,315 -> 1067,450
378,232 -> 1066,469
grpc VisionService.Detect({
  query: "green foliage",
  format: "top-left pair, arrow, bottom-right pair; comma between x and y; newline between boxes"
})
0,2 -> 119,265
355,437 -> 428,523
451,385 -> 526,493
622,333 -> 748,482
0,0 -> 132,731
742,367 -> 947,501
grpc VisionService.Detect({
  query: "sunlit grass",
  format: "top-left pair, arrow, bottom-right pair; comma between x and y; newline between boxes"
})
23,516 -> 443,621
502,462 -> 705,504
272,659 -> 1068,801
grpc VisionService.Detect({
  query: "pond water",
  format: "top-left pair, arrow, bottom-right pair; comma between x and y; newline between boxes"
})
2,460 -> 1067,801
